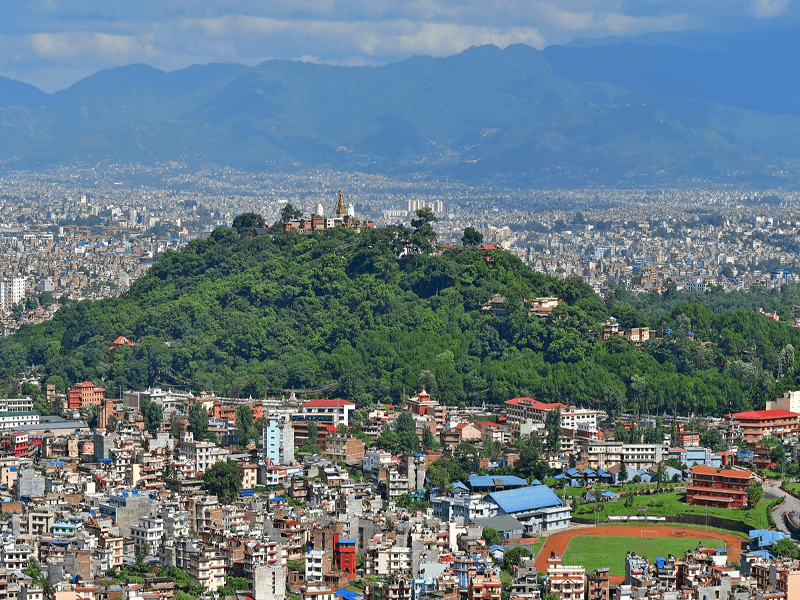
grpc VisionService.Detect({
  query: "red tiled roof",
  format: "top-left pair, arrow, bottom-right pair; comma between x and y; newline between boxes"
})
301,399 -> 355,408
733,409 -> 800,419
692,465 -> 755,478
505,397 -> 565,409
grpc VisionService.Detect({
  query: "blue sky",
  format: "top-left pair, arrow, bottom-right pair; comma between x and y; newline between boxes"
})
1,0 -> 797,92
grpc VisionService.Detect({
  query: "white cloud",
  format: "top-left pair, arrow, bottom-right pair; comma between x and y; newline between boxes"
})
29,31 -> 159,60
181,15 -> 545,57
537,3 -> 691,34
751,0 -> 792,17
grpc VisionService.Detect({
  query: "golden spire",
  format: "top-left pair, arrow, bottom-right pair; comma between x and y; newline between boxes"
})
336,186 -> 347,218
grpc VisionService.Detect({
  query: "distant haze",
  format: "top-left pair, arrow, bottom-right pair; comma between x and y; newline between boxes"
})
0,34 -> 799,187
1,1 -> 800,92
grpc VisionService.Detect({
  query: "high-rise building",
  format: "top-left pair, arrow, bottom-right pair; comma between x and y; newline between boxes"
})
263,417 -> 294,465
0,277 -> 25,311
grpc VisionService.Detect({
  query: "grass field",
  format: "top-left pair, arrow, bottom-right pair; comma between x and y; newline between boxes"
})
570,488 -> 771,530
563,534 -> 724,574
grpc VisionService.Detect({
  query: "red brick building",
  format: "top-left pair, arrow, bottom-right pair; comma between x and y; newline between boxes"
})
68,381 -> 106,411
686,466 -> 757,509
324,434 -> 365,465
731,409 -> 800,443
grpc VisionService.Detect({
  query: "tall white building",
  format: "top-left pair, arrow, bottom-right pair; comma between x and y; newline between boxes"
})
0,277 -> 25,310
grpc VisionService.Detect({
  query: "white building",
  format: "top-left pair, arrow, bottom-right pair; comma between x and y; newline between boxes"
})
0,397 -> 34,413
305,549 -> 325,583
0,412 -> 39,430
362,449 -> 398,474
131,515 -> 164,556
180,432 -> 228,474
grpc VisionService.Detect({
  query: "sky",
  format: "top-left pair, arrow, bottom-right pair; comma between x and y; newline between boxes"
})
0,0 -> 797,93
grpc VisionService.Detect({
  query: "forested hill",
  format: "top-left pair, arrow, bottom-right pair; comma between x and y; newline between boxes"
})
3,223 -> 800,417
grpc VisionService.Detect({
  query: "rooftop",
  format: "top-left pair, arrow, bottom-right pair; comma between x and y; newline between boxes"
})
487,485 -> 563,514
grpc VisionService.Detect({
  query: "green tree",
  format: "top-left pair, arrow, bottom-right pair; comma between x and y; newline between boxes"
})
545,408 -> 562,453
411,208 -> 438,252
482,526 -> 499,546
396,411 -> 420,455
235,404 -> 258,447
422,427 -> 439,451
281,204 -> 302,222
618,461 -> 628,483
232,213 -> 266,236
462,227 -> 483,247
170,412 -> 185,440
772,538 -> 800,559
418,370 -> 438,397
746,481 -> 763,506
202,460 -> 244,502
516,434 -> 544,478
141,398 -> 163,436
700,427 -> 725,453
502,546 -> 531,571
188,403 -> 209,440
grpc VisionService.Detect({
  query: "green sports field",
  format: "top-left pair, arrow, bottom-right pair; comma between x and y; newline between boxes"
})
562,535 -> 725,574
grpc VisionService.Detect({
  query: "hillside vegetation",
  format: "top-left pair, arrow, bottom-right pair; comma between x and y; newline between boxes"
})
2,224 -> 800,416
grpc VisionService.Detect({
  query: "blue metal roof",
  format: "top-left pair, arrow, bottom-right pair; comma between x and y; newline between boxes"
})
335,590 -> 362,600
338,538 -> 357,544
488,486 -> 563,514
468,475 -> 527,488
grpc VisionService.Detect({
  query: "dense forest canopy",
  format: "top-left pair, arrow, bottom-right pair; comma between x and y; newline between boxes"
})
2,222 -> 800,417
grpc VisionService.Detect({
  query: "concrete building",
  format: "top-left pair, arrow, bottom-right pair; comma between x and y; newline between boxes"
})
131,515 -> 164,556
546,559 -> 585,600
294,399 -> 355,427
486,485 -> 571,532
254,563 -> 286,600
263,418 -> 294,465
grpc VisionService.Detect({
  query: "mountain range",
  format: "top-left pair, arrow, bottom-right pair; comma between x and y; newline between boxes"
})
1,31 -> 799,186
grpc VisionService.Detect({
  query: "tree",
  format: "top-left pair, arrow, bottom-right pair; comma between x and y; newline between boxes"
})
618,461 -> 628,484
746,481 -> 763,506
700,427 -> 725,453
232,212 -> 266,236
141,398 -> 163,436
422,427 -> 439,451
543,594 -> 559,600
454,442 -> 480,474
418,370 -> 438,397
462,227 -> 483,247
188,403 -> 209,440
517,434 -> 544,478
170,412 -> 185,440
603,387 -> 626,422
482,526 -> 499,546
235,404 -> 258,447
545,408 -> 562,453
396,411 -> 420,455
281,203 -> 302,222
298,421 -> 321,454
772,537 -> 800,559
772,445 -> 786,467
202,460 -> 244,502
502,546 -> 531,571
411,208 -> 438,252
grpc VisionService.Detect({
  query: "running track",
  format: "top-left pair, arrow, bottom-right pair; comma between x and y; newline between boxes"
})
534,524 -> 746,582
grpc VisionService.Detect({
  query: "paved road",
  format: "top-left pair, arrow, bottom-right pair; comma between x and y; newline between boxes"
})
766,479 -> 800,537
